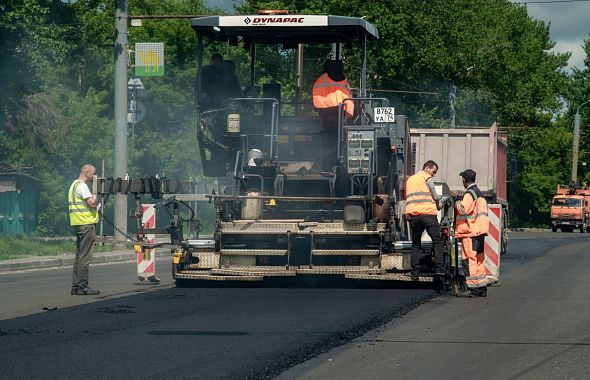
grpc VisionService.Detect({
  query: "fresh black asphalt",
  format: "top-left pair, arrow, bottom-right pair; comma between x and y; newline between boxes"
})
0,277 -> 434,379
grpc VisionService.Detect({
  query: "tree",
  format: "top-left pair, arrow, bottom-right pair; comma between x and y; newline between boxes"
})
0,0 -> 579,232
239,0 -> 571,226
569,36 -> 590,185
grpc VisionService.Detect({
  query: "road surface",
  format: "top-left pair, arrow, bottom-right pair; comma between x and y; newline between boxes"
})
280,231 -> 590,379
1,232 -> 588,379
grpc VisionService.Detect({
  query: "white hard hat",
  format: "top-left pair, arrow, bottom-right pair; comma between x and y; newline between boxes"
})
247,149 -> 263,166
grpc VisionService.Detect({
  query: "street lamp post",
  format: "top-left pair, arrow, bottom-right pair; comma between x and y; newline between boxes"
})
114,0 -> 128,242
572,100 -> 589,185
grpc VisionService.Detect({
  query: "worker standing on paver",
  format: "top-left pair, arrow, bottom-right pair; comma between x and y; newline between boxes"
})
67,164 -> 100,295
454,169 -> 489,298
405,160 -> 448,280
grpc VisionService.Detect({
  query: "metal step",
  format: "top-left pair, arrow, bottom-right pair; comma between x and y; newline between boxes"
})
295,266 -> 382,275
220,249 -> 287,256
311,249 -> 380,256
211,268 -> 296,277
219,222 -> 386,235
175,271 -> 263,281
345,273 -> 434,282
312,230 -> 383,235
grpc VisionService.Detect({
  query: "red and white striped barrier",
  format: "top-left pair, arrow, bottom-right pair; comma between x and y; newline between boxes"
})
136,204 -> 157,281
484,204 -> 502,284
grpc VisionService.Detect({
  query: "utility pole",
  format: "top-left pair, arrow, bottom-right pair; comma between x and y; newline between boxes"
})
449,82 -> 457,128
114,0 -> 128,242
449,66 -> 474,128
295,44 -> 303,116
572,101 -> 589,185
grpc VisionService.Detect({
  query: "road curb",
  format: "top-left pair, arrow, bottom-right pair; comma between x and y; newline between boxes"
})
509,228 -> 552,232
0,250 -> 136,273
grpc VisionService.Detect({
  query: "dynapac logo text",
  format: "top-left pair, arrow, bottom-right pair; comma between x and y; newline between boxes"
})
249,17 -> 305,25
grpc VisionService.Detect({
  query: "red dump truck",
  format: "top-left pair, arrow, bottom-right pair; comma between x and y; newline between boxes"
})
550,185 -> 590,232
410,123 -> 509,256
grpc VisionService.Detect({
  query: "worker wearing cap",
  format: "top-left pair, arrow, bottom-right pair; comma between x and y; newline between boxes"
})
68,164 -> 100,296
404,160 -> 449,279
454,169 -> 489,297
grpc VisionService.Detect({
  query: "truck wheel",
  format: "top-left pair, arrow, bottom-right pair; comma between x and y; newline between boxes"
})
586,225 -> 590,233
552,226 -> 557,232
580,224 -> 585,233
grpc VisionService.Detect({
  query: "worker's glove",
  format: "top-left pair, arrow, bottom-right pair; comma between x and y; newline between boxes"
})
438,195 -> 451,207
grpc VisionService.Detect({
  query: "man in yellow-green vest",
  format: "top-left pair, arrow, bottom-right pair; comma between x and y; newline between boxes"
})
68,164 -> 100,295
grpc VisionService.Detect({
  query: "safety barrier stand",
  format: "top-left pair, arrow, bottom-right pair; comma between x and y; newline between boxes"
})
135,204 -> 160,284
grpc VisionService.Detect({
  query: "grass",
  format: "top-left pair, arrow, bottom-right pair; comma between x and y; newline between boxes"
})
0,236 -> 121,261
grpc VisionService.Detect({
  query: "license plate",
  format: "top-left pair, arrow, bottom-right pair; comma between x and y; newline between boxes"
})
373,107 -> 395,123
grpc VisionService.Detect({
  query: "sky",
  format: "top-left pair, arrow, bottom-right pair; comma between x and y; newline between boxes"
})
204,0 -> 590,71
519,0 -> 590,71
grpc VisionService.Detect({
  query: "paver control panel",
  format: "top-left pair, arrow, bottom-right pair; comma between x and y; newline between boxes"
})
346,130 -> 375,174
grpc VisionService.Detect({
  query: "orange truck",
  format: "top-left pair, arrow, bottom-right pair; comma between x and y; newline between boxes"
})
550,184 -> 590,232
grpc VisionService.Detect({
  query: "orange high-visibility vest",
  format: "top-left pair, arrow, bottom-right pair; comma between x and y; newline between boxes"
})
455,186 -> 489,237
404,171 -> 438,216
313,73 -> 354,119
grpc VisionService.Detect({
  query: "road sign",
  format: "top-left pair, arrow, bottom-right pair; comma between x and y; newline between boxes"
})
127,77 -> 146,97
135,42 -> 164,77
128,100 -> 146,123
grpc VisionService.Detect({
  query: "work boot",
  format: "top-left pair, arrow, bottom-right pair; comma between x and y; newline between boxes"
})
75,287 -> 100,296
434,265 -> 447,277
456,289 -> 479,298
408,270 -> 419,281
70,287 -> 78,295
148,275 -> 161,283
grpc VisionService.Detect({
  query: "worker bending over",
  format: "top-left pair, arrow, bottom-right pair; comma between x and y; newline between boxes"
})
405,160 -> 449,280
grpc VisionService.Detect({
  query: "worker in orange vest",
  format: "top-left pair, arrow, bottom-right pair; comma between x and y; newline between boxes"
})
405,160 -> 449,280
313,59 -> 354,120
313,59 -> 354,171
454,169 -> 489,297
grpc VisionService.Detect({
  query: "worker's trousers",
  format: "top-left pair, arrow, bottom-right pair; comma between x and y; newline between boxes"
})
409,214 -> 444,271
72,224 -> 96,290
460,236 -> 487,288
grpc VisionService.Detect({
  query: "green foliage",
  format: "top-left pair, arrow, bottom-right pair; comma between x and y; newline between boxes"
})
0,0 -> 587,231
0,235 -> 117,260
240,0 -> 569,126
508,125 -> 573,226
570,36 -> 590,186
239,0 -> 574,227
1,0 -> 212,235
